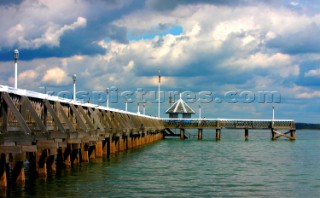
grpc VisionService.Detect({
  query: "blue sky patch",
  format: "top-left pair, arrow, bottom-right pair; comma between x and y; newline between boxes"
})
128,25 -> 183,41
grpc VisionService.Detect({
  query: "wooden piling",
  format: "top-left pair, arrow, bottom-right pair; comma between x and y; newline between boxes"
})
198,128 -> 203,140
290,129 -> 296,140
109,136 -> 115,154
95,141 -> 103,157
245,128 -> 249,141
81,143 -> 89,162
37,149 -> 48,177
216,129 -> 221,141
180,128 -> 185,140
88,145 -> 96,160
12,161 -> 25,185
271,128 -> 277,140
0,154 -> 7,188
106,137 -> 110,158
63,147 -> 71,168
46,155 -> 56,174
71,144 -> 80,166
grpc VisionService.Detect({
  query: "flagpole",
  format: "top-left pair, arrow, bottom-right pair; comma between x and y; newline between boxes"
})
158,70 -> 161,118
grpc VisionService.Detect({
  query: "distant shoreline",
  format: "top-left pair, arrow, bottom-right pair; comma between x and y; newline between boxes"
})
296,123 -> 320,130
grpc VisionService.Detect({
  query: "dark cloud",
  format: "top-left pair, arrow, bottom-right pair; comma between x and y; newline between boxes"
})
0,0 -> 22,6
0,24 -> 107,61
267,23 -> 320,54
105,24 -> 129,43
0,0 -> 140,60
145,0 -> 276,11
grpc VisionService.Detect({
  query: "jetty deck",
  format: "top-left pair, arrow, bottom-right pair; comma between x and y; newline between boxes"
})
162,118 -> 296,140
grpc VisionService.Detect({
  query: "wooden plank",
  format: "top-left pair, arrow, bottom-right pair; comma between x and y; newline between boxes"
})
50,131 -> 68,139
66,138 -> 81,144
44,100 -> 66,133
89,137 -> 98,141
1,96 -> 8,132
81,137 -> 90,143
3,142 -> 15,146
100,110 -> 111,129
0,145 -> 22,154
58,142 -> 68,148
21,96 -> 47,133
68,132 -> 78,139
55,102 -> 76,132
3,134 -> 35,142
69,104 -> 87,132
22,145 -> 37,152
2,93 -> 31,135
88,108 -> 105,132
16,141 -> 33,146
37,140 -> 58,149
274,130 -> 292,139
77,106 -> 95,130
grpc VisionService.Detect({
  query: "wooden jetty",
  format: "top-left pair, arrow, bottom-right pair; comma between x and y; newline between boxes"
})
0,85 -> 296,188
0,86 -> 164,187
162,118 -> 296,141
163,92 -> 295,141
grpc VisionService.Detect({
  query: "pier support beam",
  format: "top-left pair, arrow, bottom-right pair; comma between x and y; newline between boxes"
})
290,129 -> 296,140
71,145 -> 80,166
198,128 -> 203,140
245,128 -> 249,141
0,154 -> 7,187
37,149 -> 48,177
271,128 -> 277,140
46,155 -> 56,174
216,129 -> 221,141
180,128 -> 185,140
12,161 -> 25,185
105,137 -> 110,158
63,147 -> 72,168
88,145 -> 96,160
118,135 -> 124,152
110,135 -> 117,154
81,143 -> 89,162
95,141 -> 103,158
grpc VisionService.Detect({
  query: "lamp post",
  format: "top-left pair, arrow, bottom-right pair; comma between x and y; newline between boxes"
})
143,104 -> 145,115
106,88 -> 109,108
199,105 -> 202,119
272,106 -> 275,126
39,86 -> 47,94
72,74 -> 76,101
125,96 -> 128,111
158,70 -> 161,118
13,49 -> 19,89
137,103 -> 140,114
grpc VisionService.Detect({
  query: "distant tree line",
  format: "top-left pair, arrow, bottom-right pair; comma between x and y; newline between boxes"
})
296,123 -> 320,129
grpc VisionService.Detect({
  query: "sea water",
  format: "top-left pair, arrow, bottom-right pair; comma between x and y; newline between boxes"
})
3,129 -> 320,197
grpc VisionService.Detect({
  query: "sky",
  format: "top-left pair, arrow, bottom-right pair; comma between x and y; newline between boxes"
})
0,0 -> 320,123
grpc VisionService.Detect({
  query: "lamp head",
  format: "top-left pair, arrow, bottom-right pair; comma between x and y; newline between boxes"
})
72,74 -> 77,82
14,49 -> 19,61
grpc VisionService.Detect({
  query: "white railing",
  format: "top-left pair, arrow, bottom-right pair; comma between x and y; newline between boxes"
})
0,85 -> 156,119
160,118 -> 294,122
